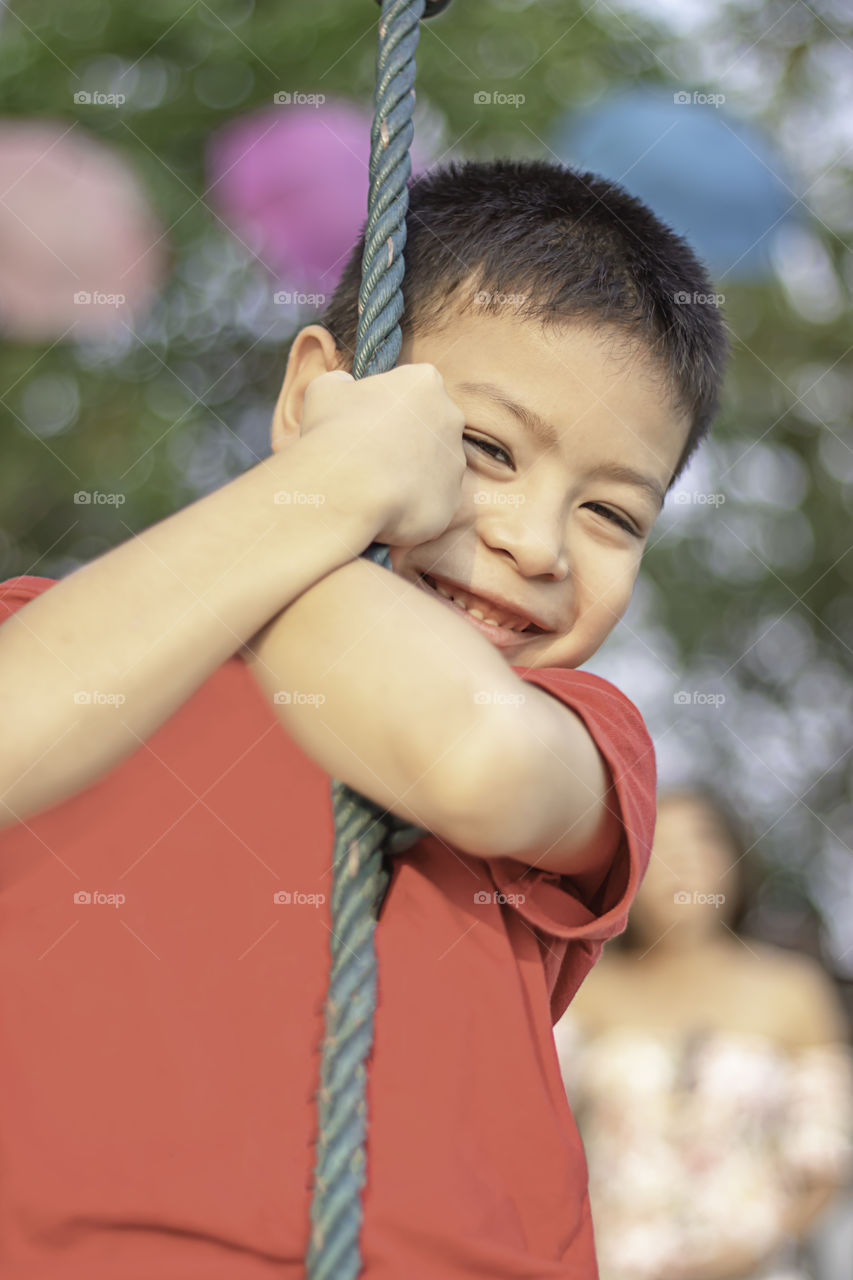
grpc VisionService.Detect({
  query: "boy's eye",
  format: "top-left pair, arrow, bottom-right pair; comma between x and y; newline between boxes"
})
463,435 -> 640,537
583,502 -> 640,537
463,434 -> 514,468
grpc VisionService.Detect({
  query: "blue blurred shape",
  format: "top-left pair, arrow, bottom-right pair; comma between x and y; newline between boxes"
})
550,89 -> 799,280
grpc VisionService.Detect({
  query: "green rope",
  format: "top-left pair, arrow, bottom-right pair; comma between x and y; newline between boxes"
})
305,2 -> 446,1275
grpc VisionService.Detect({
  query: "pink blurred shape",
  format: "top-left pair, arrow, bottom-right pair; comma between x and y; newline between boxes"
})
206,99 -> 433,294
0,120 -> 167,343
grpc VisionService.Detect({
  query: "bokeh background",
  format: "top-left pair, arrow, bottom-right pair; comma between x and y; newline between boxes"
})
1,0 -> 852,1004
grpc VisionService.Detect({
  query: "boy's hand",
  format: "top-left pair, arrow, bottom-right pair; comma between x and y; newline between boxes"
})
300,365 -> 468,547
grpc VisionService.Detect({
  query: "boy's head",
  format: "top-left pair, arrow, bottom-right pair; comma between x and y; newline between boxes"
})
272,158 -> 729,670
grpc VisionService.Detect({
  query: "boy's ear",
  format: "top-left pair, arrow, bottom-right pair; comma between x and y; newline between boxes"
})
270,324 -> 348,453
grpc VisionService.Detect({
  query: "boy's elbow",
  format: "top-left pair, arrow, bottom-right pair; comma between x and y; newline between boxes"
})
424,705 -> 537,861
430,702 -> 622,876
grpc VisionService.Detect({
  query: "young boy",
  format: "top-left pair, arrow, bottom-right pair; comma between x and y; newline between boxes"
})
0,158 -> 727,1277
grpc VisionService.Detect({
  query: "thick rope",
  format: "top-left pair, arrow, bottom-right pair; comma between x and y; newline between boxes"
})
305,2 -> 430,1276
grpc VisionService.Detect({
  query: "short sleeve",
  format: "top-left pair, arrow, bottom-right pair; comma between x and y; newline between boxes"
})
0,575 -> 58,625
482,665 -> 657,1021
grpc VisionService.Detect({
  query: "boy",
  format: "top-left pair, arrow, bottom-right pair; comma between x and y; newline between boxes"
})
0,158 -> 728,1277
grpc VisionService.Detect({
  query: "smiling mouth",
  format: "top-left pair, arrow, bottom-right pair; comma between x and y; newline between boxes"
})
417,574 -> 546,636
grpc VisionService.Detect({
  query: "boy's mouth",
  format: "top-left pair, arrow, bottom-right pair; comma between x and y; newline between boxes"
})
416,573 -> 546,648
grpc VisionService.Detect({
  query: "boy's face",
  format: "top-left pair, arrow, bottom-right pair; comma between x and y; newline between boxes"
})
388,309 -> 691,669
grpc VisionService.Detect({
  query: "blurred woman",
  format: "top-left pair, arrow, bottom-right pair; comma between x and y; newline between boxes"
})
554,786 -> 853,1280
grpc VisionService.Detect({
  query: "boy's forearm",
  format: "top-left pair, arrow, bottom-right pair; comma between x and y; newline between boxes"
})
0,437 -> 380,828
242,556 -> 522,837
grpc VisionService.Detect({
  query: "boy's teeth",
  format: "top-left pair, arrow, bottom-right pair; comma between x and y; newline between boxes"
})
432,579 -> 526,631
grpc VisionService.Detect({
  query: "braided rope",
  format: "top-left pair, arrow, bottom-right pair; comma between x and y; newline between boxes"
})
305,2 -> 431,1276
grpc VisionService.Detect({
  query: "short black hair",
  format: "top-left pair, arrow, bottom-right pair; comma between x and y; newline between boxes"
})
320,158 -> 730,491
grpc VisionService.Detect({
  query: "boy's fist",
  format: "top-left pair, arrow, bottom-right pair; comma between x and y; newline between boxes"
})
300,364 -> 468,547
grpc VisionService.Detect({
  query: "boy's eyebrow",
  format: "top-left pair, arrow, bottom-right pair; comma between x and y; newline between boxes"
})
456,380 -> 666,510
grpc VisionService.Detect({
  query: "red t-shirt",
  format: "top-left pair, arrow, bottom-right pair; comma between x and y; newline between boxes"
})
0,575 -> 656,1279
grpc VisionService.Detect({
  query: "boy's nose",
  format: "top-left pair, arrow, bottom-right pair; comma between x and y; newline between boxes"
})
478,518 -> 571,584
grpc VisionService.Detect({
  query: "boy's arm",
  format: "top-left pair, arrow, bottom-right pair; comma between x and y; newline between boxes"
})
462,679 -> 623,874
242,568 -> 621,875
242,556 -> 520,836
0,431 -> 382,829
